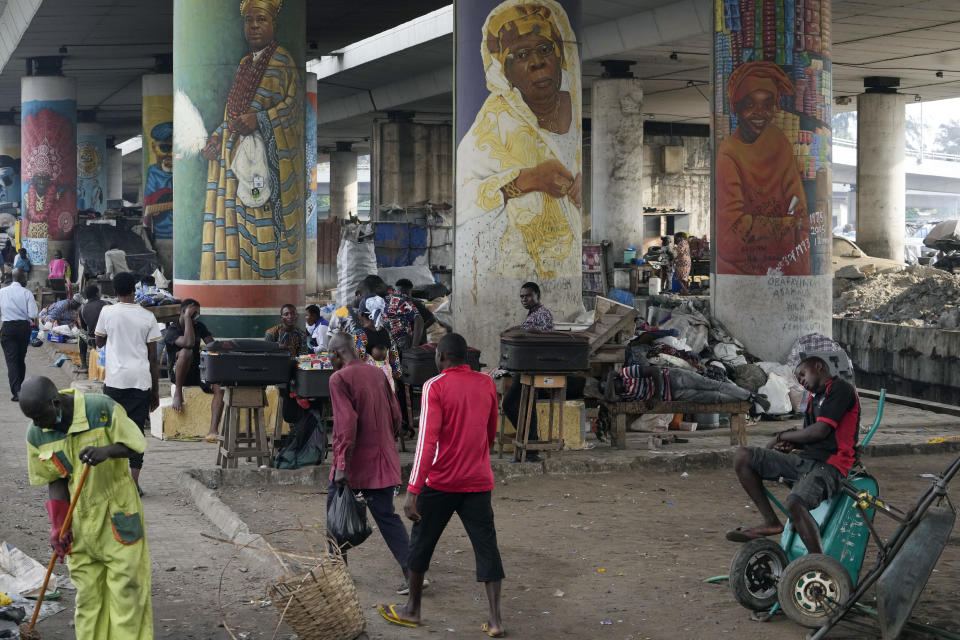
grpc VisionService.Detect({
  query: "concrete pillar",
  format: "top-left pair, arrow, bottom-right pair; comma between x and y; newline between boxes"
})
413,123 -> 429,203
453,0 -> 583,359
379,119 -> 404,207
77,122 -> 107,215
21,75 -> 77,277
0,125 -> 21,207
856,91 -> 905,261
305,72 -> 318,294
106,147 -> 123,202
590,72 -> 644,260
329,142 -> 357,219
142,73 -> 174,279
711,0 -> 833,361
173,0 -> 306,336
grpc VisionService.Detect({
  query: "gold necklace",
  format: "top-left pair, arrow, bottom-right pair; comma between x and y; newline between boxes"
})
536,95 -> 562,132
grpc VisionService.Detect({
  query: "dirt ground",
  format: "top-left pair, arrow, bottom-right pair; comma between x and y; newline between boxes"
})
217,452 -> 960,640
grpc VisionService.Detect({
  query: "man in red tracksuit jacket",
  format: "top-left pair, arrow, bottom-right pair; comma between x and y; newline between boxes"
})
377,333 -> 506,637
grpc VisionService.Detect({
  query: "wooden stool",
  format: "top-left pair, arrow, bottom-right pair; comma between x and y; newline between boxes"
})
218,387 -> 272,468
508,373 -> 566,463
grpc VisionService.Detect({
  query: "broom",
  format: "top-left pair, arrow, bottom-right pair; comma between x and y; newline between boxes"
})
20,464 -> 91,640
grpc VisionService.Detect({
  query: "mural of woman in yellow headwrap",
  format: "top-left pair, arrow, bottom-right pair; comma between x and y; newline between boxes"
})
200,0 -> 303,280
456,0 -> 581,280
716,61 -> 809,276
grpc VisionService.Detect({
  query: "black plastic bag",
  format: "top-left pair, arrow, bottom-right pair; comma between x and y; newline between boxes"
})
327,485 -> 373,549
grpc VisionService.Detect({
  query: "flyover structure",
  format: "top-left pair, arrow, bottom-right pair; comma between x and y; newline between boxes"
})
0,0 -> 959,356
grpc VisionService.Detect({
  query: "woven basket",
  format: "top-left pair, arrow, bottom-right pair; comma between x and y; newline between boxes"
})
268,555 -> 366,640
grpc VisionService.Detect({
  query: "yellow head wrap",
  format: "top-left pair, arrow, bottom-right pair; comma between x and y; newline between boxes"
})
240,0 -> 282,18
486,4 -> 562,65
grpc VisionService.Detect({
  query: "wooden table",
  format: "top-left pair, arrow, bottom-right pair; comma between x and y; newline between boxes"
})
600,399 -> 754,448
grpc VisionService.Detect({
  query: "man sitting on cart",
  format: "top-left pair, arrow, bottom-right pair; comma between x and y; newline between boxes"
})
728,356 -> 861,554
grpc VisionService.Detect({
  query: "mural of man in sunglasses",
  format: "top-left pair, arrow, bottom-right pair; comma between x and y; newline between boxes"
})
143,121 -> 174,239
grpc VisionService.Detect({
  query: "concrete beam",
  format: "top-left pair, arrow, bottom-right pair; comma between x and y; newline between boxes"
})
581,0 -> 712,60
307,5 -> 452,80
314,0 -> 711,126
317,66 -> 451,124
0,0 -> 42,73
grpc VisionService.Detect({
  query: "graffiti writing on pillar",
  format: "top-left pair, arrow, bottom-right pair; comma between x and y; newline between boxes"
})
714,0 -> 831,277
766,275 -> 826,334
456,0 -> 582,281
22,105 -> 76,240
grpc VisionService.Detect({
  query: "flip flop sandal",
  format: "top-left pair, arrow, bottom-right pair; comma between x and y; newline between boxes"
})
378,604 -> 419,628
482,622 -> 506,637
725,526 -> 779,543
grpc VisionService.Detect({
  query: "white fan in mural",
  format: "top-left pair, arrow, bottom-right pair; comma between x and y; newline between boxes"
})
173,89 -> 208,156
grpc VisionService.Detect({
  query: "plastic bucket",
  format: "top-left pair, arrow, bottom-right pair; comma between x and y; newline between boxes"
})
648,277 -> 661,296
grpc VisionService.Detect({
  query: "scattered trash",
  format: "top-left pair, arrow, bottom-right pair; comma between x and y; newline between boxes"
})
680,472 -> 689,478
601,620 -> 612,625
597,568 -> 606,573
553,589 -> 564,597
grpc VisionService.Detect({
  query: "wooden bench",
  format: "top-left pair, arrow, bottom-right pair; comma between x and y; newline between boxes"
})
601,400 -> 754,448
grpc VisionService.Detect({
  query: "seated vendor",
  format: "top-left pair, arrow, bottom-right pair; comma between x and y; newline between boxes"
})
305,304 -> 328,354
40,294 -> 82,327
265,304 -> 310,357
163,299 -> 224,443
501,282 -> 554,462
728,356 -> 860,553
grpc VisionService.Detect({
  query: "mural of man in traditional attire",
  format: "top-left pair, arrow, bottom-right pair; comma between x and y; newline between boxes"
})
200,0 -> 304,280
456,0 -> 582,280
143,121 -> 174,239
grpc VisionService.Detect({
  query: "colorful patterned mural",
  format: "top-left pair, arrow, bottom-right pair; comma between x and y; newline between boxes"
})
21,102 -> 77,241
0,127 -> 20,206
77,127 -> 106,214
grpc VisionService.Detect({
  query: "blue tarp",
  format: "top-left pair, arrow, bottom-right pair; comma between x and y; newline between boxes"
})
375,223 -> 428,267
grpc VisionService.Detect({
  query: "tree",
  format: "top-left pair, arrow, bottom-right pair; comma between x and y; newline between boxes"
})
906,115 -> 924,152
934,120 -> 960,155
832,112 -> 857,141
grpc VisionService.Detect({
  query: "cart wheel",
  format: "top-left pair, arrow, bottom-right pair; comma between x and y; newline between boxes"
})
777,554 -> 852,629
729,538 -> 788,611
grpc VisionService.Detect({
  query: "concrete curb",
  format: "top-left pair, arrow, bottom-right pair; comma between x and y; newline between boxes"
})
176,470 -> 285,578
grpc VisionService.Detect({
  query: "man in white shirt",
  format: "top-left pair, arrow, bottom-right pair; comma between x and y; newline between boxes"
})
104,245 -> 130,278
0,268 -> 38,400
95,271 -> 161,493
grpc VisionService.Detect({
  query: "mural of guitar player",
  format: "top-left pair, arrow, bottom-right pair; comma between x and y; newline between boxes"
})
143,121 -> 173,239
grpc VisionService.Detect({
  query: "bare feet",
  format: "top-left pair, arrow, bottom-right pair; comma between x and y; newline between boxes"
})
204,432 -> 218,443
172,391 -> 184,413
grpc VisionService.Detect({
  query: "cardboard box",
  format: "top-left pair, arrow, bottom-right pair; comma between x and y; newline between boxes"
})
499,400 -> 586,452
149,384 -> 289,440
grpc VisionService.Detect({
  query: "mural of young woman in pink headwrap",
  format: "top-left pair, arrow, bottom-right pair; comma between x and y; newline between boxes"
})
716,61 -> 809,276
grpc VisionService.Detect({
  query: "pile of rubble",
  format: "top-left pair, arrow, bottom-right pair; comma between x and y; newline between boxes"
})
834,264 -> 960,328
